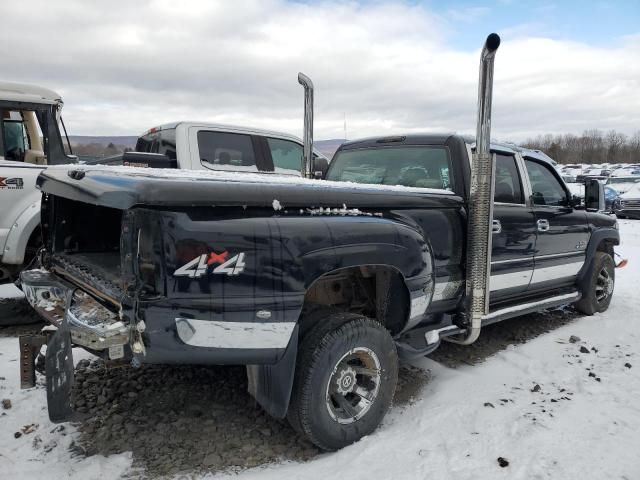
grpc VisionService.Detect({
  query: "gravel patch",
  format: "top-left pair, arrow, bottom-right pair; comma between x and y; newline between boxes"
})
70,359 -> 429,477
1,297 -> 579,477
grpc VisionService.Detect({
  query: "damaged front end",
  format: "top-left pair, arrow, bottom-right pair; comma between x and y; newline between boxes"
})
18,197 -> 142,422
21,269 -> 130,353
19,268 -> 133,422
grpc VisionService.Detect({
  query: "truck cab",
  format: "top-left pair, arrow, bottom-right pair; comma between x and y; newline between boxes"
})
0,82 -> 75,282
127,122 -> 329,176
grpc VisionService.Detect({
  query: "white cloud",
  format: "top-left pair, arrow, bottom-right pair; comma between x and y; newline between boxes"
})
1,0 -> 638,142
445,6 -> 490,23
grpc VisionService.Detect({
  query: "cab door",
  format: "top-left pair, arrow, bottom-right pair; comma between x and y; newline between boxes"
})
523,157 -> 589,292
490,152 -> 537,302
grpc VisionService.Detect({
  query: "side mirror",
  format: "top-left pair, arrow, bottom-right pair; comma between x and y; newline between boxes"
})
584,178 -> 605,212
312,156 -> 329,179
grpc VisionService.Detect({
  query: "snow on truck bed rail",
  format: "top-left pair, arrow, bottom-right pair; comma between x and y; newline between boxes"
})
44,164 -> 455,196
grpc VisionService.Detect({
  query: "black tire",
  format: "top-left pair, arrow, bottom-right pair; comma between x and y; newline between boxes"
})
0,297 -> 41,326
287,313 -> 398,450
575,251 -> 615,315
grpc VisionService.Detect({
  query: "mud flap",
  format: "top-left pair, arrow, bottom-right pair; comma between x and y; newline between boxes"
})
45,313 -> 75,423
246,325 -> 298,419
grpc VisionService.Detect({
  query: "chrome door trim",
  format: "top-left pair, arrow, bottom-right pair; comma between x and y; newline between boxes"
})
530,260 -> 584,284
491,257 -> 531,265
492,251 -> 585,265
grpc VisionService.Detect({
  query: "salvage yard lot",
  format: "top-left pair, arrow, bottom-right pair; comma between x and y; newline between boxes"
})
1,220 -> 639,480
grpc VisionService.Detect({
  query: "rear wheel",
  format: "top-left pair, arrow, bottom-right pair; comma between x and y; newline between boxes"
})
287,313 -> 398,450
575,251 -> 615,315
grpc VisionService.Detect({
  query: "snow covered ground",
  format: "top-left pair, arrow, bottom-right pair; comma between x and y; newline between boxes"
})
1,221 -> 639,479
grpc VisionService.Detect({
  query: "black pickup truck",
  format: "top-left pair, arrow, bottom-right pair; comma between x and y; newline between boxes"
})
18,35 -> 620,450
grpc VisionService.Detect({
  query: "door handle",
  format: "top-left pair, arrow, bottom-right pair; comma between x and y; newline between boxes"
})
537,219 -> 550,232
492,219 -> 502,234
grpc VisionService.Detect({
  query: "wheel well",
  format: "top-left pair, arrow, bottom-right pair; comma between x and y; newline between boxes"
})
27,226 -> 42,247
596,239 -> 614,257
299,266 -> 410,337
23,225 -> 42,266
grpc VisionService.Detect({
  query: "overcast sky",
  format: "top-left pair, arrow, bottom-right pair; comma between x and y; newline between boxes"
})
1,0 -> 638,141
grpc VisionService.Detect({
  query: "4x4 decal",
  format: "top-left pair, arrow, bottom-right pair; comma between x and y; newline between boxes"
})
174,251 -> 246,278
0,177 -> 24,189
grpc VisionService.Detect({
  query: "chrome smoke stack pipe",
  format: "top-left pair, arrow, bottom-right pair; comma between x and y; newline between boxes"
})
450,33 -> 501,345
298,72 -> 314,178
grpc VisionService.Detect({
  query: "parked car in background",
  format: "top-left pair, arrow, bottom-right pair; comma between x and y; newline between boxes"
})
577,168 -> 611,183
0,82 -> 76,284
606,176 -> 640,195
562,165 -> 585,178
604,186 -> 619,213
611,168 -> 640,177
123,121 -> 329,176
614,183 -> 640,219
585,168 -> 611,177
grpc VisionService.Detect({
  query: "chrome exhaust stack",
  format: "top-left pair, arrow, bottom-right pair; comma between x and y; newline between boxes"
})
448,33 -> 501,345
298,72 -> 314,179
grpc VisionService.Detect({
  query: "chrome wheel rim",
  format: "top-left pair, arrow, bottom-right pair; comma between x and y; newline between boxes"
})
325,347 -> 381,425
595,265 -> 614,304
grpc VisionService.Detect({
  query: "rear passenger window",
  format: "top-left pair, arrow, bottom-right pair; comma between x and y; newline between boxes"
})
267,138 -> 302,175
494,154 -> 524,204
197,131 -> 257,171
525,159 -> 568,206
136,128 -> 177,160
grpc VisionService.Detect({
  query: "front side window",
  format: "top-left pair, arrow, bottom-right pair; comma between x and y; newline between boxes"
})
197,131 -> 257,171
267,137 -> 302,174
2,110 -> 28,161
494,154 -> 524,204
1,110 -> 47,163
326,146 -> 453,191
525,158 -> 568,206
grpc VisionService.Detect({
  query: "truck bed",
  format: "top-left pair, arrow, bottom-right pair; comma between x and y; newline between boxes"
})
52,252 -> 124,304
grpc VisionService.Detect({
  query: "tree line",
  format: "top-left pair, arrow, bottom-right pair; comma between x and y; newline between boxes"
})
70,142 -> 131,158
521,130 -> 640,165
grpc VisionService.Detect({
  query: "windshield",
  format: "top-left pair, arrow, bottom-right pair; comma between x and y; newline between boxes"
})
607,177 -> 640,185
326,146 -> 453,190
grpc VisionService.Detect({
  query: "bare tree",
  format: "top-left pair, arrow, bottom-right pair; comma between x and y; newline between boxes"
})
521,129 -> 640,165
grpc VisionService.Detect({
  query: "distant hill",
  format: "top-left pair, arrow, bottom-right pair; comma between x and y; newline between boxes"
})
315,139 -> 346,159
69,136 -> 138,149
68,136 -> 346,160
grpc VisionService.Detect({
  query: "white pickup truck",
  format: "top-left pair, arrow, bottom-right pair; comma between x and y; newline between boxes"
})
103,122 -> 329,177
0,82 -> 76,285
1,84 -> 328,289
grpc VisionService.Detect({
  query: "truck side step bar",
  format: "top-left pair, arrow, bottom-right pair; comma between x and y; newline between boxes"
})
480,291 -> 581,326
